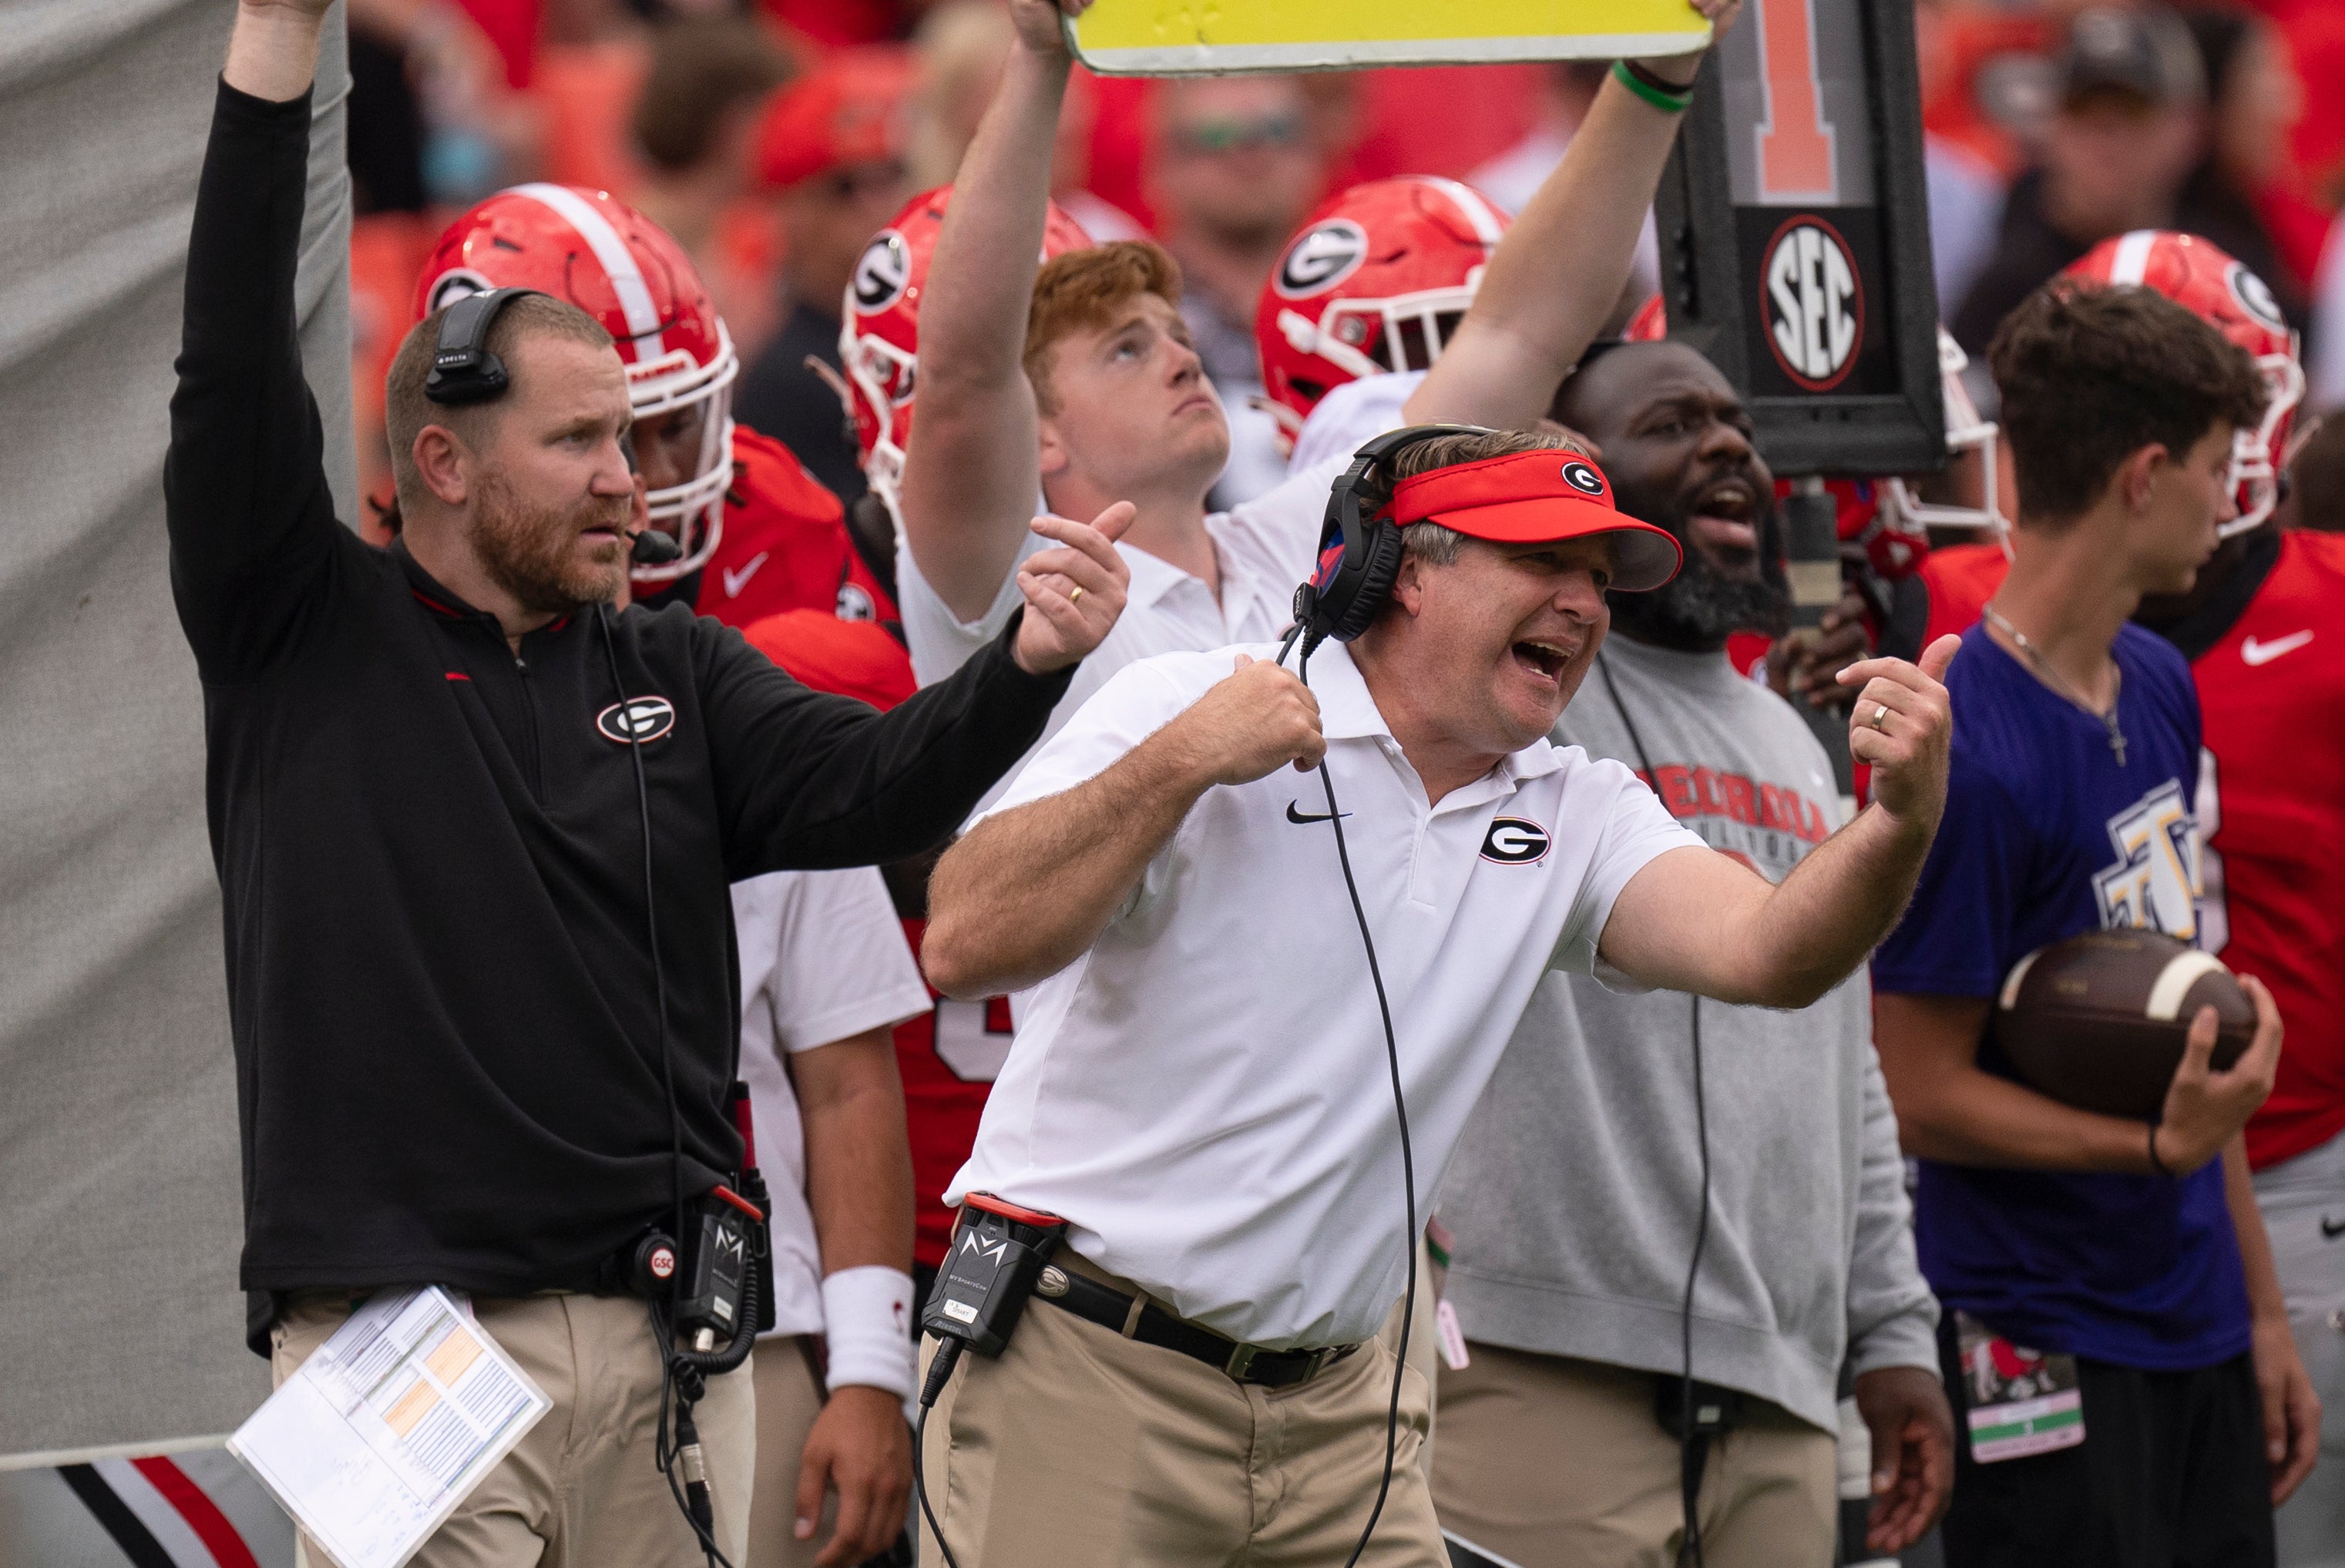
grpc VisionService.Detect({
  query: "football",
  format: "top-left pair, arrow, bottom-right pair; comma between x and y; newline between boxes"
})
1991,930 -> 2254,1121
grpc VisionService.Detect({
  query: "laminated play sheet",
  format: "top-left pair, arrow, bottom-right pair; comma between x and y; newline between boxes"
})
229,1288 -> 549,1568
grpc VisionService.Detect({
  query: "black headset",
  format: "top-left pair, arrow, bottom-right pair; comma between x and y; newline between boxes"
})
423,285 -> 548,406
1295,423 -> 1495,646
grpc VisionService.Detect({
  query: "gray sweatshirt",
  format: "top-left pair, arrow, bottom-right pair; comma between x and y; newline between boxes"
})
1436,634 -> 1939,1433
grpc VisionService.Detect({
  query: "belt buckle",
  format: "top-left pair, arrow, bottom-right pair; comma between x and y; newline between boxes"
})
1225,1341 -> 1330,1385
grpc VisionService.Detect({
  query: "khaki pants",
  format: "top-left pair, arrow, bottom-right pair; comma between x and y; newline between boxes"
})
272,1291 -> 754,1568
915,1253 -> 1443,1566
744,1338 -> 830,1568
1432,1345 -> 1836,1568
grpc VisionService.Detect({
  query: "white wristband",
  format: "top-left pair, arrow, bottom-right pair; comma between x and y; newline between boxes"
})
818,1266 -> 918,1401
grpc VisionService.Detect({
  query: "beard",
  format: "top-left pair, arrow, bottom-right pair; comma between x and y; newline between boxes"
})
1604,468 -> 1792,653
471,472 -> 629,615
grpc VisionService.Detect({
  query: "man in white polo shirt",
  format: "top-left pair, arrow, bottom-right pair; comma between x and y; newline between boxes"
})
896,0 -> 1744,805
914,427 -> 1963,1566
730,867 -> 930,1568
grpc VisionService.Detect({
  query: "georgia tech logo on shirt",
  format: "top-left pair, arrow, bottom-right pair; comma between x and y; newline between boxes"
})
852,230 -> 911,312
1480,817 -> 1551,865
1762,216 -> 1864,391
1274,219 -> 1368,297
596,695 -> 677,744
1560,460 -> 1606,498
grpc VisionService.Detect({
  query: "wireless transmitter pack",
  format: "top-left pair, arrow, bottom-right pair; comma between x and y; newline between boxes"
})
912,1193 -> 1067,1568
921,1192 -> 1067,1358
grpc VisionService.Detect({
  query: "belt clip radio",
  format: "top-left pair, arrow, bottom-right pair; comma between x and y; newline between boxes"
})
920,1192 -> 1067,1360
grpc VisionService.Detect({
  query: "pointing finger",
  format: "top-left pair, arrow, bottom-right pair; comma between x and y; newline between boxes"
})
1029,512 -> 1131,583
1088,499 -> 1137,543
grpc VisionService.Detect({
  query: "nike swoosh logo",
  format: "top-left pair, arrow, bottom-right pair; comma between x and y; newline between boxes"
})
2242,630 -> 2313,666
2323,1217 -> 2345,1241
721,551 -> 771,599
1285,801 -> 1351,825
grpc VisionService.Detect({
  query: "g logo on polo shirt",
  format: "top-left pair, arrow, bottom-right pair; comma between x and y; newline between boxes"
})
597,695 -> 677,744
1480,817 -> 1550,865
1560,461 -> 1605,498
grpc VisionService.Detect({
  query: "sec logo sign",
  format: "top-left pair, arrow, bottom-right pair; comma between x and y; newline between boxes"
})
1480,817 -> 1550,865
1762,217 -> 1863,391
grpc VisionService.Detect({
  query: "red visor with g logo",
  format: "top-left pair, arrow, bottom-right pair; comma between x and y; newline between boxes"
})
1387,451 -> 1681,592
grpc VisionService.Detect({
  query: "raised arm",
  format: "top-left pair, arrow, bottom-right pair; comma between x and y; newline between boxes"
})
1405,1 -> 1741,432
923,656 -> 1324,997
1597,635 -> 1960,1008
895,0 -> 1092,623
168,0 -> 344,678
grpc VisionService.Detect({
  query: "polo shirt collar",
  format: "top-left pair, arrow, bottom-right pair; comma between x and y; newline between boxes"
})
1297,638 -> 1567,793
1118,542 -> 1197,611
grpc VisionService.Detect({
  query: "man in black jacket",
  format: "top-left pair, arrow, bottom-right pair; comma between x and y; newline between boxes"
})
178,6 -> 1130,1563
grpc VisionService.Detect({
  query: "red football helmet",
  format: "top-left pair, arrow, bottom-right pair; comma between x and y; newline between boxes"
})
2063,230 -> 2304,537
416,183 -> 739,581
1255,177 -> 1510,452
838,185 -> 1094,525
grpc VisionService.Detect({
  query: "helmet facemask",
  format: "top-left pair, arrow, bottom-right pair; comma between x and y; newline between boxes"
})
1883,330 -> 2009,542
628,323 -> 740,583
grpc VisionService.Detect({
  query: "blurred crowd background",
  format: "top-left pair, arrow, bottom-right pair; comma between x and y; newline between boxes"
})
337,0 -> 2345,520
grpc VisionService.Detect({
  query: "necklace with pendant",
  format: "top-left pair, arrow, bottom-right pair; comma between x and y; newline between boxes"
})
1983,604 -> 2128,765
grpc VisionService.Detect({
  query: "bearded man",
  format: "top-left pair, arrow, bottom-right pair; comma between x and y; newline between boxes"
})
1428,341 -> 1957,1568
166,5 -> 1130,1563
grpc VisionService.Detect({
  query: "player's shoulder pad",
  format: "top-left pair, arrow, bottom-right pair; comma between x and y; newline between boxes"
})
729,423 -> 845,520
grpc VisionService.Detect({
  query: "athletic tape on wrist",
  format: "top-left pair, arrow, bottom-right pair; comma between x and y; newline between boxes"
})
819,1266 -> 919,1399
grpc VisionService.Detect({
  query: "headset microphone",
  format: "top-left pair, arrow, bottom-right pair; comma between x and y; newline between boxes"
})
629,529 -> 684,566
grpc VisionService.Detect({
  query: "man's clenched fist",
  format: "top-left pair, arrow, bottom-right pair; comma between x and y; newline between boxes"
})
1164,654 -> 1327,787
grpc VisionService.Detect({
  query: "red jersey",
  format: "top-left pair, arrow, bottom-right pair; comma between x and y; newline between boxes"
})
740,606 -> 998,1269
1918,539 -> 2009,648
2193,532 -> 2345,1168
693,426 -> 899,630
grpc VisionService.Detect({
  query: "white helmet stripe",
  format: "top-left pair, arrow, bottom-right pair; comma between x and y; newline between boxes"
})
509,182 -> 667,355
2108,230 -> 2158,287
1418,176 -> 1505,247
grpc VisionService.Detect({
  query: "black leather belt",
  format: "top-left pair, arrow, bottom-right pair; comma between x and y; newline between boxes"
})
1034,1262 -> 1357,1388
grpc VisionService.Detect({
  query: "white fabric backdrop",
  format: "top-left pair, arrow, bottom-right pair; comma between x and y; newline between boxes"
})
0,0 -> 355,1464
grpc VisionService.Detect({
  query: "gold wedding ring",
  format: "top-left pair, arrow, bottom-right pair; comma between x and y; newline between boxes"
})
1068,585 -> 1084,606
1870,703 -> 1890,730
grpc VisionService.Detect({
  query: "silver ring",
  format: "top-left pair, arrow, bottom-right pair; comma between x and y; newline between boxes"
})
1870,703 -> 1890,731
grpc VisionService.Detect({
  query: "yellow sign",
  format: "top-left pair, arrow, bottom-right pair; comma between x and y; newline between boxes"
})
1067,0 -> 1712,75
